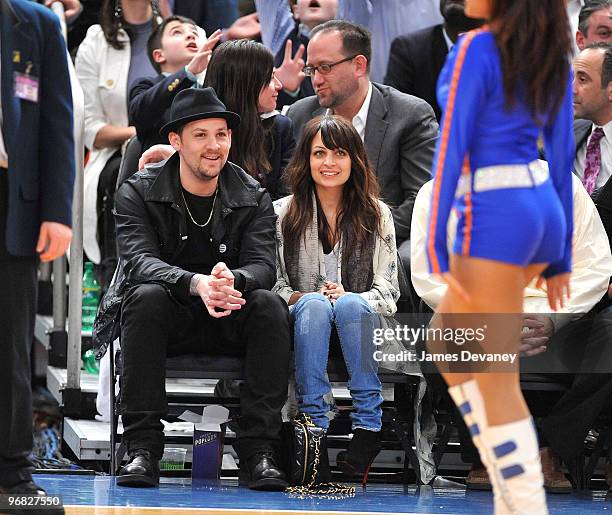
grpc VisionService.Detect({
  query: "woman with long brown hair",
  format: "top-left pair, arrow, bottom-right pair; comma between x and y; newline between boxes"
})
139,39 -> 296,200
427,0 -> 574,512
203,39 -> 296,200
274,115 -> 400,482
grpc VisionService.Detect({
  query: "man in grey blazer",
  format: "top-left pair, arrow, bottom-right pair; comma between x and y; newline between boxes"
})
286,20 -> 439,288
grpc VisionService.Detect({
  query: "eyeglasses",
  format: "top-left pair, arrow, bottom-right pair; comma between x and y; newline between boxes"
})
302,55 -> 358,77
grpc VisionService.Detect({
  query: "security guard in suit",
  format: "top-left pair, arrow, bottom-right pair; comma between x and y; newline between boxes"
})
0,0 -> 74,504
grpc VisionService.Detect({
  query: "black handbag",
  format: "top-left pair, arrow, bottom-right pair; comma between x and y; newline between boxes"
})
282,413 -> 354,496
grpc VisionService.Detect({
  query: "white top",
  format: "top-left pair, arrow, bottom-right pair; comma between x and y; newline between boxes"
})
323,242 -> 340,283
76,24 -> 132,263
352,81 -> 373,141
442,27 -> 453,52
410,175 -> 612,330
324,81 -> 373,141
574,121 -> 612,191
0,38 -> 7,166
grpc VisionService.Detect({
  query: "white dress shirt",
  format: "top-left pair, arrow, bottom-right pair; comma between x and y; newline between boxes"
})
352,81 -> 373,141
324,81 -> 373,141
410,173 -> 612,330
574,121 -> 612,190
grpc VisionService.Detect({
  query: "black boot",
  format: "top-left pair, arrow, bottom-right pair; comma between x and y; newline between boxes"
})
336,428 -> 382,484
239,451 -> 288,491
0,480 -> 64,514
117,449 -> 160,487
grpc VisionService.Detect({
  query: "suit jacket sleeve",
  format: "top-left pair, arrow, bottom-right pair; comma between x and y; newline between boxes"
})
40,9 -> 75,226
392,97 -> 438,243
384,36 -> 414,94
286,100 -> 311,147
128,69 -> 195,132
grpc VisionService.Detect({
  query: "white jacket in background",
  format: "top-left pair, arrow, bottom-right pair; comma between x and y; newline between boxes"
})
76,25 -> 131,263
410,174 -> 612,329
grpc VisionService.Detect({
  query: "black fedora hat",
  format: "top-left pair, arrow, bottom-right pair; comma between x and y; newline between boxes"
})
159,87 -> 241,138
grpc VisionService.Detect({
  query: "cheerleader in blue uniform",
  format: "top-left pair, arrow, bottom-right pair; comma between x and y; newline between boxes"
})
426,1 -> 574,513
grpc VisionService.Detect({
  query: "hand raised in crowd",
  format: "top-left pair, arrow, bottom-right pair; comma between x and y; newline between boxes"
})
194,263 -> 245,318
225,12 -> 261,41
138,144 -> 175,170
536,273 -> 571,312
275,40 -> 306,93
520,314 -> 554,357
45,0 -> 82,22
187,29 -> 223,76
320,280 -> 345,303
36,221 -> 72,262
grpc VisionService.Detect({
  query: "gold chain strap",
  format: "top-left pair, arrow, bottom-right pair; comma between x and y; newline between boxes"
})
285,414 -> 355,499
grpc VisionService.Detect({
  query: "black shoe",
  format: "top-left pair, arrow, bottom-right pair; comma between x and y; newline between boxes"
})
0,480 -> 64,514
117,449 -> 160,487
336,428 -> 382,485
239,451 -> 288,491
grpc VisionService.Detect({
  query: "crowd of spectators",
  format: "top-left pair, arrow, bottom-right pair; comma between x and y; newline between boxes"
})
23,0 -> 612,494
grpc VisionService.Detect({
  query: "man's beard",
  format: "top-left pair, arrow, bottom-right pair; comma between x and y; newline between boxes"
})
190,158 -> 224,181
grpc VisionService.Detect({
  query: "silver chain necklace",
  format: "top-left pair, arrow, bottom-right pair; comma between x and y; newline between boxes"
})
181,186 -> 218,228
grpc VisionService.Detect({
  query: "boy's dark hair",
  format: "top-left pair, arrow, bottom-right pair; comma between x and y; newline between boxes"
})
309,20 -> 372,73
147,15 -> 197,74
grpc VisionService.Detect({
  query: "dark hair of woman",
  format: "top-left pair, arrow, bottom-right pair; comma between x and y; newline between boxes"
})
100,0 -> 162,50
282,116 -> 382,257
490,0 -> 571,120
204,39 -> 275,179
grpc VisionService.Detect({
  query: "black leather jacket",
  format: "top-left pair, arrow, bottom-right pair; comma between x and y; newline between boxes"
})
93,154 -> 277,358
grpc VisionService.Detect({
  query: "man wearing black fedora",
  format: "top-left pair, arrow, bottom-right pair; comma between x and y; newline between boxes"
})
94,87 -> 290,490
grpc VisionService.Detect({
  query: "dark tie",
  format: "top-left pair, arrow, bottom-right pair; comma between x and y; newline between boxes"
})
583,127 -> 605,194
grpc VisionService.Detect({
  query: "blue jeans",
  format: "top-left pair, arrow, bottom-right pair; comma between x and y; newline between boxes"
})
292,292 -> 383,431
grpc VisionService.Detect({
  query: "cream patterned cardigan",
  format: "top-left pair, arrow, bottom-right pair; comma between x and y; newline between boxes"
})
272,195 -> 400,316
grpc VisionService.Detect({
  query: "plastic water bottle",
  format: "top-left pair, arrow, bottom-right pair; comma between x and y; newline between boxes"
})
82,262 -> 100,333
82,348 -> 99,375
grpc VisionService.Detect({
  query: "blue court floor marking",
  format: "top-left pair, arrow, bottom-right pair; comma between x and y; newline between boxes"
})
35,474 -> 610,514
64,508 -> 437,514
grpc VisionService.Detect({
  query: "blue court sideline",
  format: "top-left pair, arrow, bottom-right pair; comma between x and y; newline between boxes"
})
34,474 -> 609,514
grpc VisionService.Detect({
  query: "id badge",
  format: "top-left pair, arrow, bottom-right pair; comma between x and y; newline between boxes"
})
14,72 -> 39,103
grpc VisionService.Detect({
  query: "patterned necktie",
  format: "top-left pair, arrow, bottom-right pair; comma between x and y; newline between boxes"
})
583,127 -> 605,194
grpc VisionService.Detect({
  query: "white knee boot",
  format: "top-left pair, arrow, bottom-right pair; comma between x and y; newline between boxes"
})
448,380 -> 548,515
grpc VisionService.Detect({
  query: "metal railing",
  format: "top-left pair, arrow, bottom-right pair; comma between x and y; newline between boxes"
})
50,2 -> 85,405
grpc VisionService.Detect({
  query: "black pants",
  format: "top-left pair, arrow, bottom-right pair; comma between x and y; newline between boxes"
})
119,283 -> 291,461
0,172 -> 38,486
537,313 -> 612,463
96,151 -> 121,292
